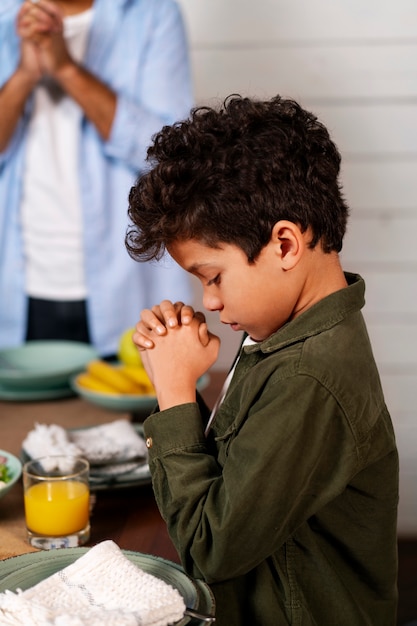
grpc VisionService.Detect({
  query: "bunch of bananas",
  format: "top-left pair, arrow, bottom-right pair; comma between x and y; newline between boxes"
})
77,360 -> 154,396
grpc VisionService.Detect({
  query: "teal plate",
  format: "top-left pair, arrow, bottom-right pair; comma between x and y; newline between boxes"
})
0,383 -> 75,402
0,341 -> 99,391
0,549 -> 215,625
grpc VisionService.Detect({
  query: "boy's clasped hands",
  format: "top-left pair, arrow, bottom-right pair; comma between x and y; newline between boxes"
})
133,301 -> 220,411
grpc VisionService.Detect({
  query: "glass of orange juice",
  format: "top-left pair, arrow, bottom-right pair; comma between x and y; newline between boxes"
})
23,456 -> 90,549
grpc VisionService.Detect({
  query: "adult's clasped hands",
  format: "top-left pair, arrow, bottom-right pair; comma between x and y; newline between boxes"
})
17,0 -> 71,82
133,301 -> 220,411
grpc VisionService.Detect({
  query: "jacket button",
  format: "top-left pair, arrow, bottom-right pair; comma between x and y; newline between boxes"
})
146,437 -> 153,448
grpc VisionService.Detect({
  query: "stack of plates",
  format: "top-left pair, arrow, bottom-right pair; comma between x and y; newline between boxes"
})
0,341 -> 99,402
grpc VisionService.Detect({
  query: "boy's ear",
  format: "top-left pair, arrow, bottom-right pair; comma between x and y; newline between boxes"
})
271,220 -> 305,269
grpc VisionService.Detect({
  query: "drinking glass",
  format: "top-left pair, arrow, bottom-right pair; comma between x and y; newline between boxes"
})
23,455 -> 90,549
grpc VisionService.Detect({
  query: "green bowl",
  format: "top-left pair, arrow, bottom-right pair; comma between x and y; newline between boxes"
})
0,341 -> 99,390
0,450 -> 22,499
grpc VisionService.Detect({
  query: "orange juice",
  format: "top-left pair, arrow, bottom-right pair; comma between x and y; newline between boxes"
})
24,480 -> 89,535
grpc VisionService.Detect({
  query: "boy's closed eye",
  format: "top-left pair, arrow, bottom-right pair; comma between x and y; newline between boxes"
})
207,274 -> 221,286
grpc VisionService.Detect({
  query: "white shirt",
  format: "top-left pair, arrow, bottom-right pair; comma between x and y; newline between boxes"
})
21,9 -> 93,300
205,335 -> 257,436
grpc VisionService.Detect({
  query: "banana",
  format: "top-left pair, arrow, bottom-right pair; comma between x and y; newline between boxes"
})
76,372 -> 121,395
86,360 -> 140,394
119,365 -> 155,394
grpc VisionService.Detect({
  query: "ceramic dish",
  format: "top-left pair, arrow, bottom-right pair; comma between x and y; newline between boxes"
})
21,424 -> 152,491
0,383 -> 75,402
0,450 -> 22,500
0,341 -> 99,391
0,549 -> 216,625
71,372 -> 210,413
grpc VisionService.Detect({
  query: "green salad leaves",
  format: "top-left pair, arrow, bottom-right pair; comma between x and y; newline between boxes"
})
0,457 -> 11,486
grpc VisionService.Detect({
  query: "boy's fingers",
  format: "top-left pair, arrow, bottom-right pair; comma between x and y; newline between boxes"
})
179,304 -> 197,325
207,331 -> 221,353
193,311 -> 206,324
141,307 -> 168,336
198,322 -> 209,347
132,327 -> 154,350
157,299 -> 180,329
142,301 -> 202,336
160,300 -> 196,328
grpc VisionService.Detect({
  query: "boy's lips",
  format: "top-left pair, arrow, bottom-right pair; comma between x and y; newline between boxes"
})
220,317 -> 243,331
224,321 -> 241,332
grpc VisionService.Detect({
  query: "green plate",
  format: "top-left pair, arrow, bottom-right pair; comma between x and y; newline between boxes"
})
0,450 -> 22,500
0,549 -> 215,625
0,341 -> 99,391
0,383 -> 75,402
70,371 -> 210,414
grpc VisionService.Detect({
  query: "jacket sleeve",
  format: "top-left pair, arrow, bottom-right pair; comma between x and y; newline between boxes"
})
143,372 -> 362,583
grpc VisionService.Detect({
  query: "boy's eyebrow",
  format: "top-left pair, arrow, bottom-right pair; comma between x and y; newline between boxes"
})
186,262 -> 206,274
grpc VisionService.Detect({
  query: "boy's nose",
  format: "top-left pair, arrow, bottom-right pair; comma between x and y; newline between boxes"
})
202,292 -> 223,312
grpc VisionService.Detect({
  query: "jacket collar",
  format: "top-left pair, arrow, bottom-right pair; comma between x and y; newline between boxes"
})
244,272 -> 365,356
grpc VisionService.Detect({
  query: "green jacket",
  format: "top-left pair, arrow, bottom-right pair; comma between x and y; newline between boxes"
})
144,273 -> 399,625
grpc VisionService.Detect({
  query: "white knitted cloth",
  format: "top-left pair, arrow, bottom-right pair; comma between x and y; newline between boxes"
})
0,541 -> 186,626
22,420 -> 148,466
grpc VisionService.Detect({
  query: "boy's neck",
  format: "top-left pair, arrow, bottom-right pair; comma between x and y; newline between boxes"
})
293,251 -> 348,320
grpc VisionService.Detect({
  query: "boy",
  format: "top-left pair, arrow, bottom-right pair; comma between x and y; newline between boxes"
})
125,95 -> 399,625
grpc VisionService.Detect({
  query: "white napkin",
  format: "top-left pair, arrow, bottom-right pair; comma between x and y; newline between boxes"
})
0,540 -> 186,626
22,420 -> 147,464
22,420 -> 150,482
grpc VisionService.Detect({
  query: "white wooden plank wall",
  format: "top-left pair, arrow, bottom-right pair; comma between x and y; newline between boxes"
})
177,0 -> 417,534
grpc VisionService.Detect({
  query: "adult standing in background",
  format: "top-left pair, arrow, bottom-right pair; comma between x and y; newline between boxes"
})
0,0 -> 193,357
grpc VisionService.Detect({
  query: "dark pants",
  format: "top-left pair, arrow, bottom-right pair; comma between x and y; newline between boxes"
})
26,297 -> 91,344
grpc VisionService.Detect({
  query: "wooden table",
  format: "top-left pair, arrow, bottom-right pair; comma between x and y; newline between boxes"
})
0,370 -> 225,561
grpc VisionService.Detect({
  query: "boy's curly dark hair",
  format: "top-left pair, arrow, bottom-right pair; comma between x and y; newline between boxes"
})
126,94 -> 349,262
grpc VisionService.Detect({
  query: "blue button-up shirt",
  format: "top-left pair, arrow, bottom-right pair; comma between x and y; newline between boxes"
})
0,0 -> 193,355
